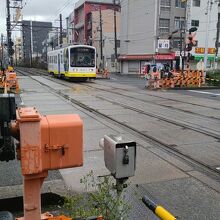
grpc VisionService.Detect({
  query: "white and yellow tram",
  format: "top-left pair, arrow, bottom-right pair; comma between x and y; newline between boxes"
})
47,45 -> 96,81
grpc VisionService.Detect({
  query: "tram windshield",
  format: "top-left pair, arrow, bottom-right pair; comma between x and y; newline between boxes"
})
70,47 -> 95,67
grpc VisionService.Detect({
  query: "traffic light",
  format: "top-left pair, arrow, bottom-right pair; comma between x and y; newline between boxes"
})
9,40 -> 14,47
186,32 -> 196,51
9,48 -> 14,55
186,27 -> 197,52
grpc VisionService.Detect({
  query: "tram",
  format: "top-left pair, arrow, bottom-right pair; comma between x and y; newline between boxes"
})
47,44 -> 96,81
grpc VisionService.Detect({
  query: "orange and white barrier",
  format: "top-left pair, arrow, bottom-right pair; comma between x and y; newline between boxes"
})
147,70 -> 205,89
0,69 -> 19,94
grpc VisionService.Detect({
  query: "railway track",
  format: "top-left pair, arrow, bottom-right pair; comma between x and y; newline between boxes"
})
16,68 -> 220,184
17,67 -> 220,113
16,68 -> 220,134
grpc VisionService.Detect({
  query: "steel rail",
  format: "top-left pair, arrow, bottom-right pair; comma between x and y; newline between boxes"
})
16,68 -> 220,183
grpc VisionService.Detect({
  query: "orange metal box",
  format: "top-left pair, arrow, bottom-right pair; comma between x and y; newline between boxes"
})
18,108 -> 83,175
41,114 -> 83,171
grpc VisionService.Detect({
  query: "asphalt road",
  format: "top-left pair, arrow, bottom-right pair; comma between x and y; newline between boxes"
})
175,89 -> 220,100
107,73 -> 220,101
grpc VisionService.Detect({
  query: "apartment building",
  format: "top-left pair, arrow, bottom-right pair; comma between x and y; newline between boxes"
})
188,0 -> 219,68
119,0 -> 186,74
73,0 -> 120,72
66,11 -> 75,44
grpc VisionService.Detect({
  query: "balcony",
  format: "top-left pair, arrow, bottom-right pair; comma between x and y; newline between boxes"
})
75,21 -> 84,30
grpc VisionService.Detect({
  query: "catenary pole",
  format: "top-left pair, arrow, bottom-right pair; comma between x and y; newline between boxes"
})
1,34 -> 4,68
6,0 -> 13,66
99,7 -> 103,69
214,1 -> 220,69
30,20 -> 33,67
204,0 -> 212,71
59,14 -> 63,45
113,0 -> 118,71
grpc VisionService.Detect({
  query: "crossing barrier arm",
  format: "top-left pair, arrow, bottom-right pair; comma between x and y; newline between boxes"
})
142,196 -> 176,220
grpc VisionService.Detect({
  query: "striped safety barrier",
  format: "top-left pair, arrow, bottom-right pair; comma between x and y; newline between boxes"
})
148,70 -> 205,89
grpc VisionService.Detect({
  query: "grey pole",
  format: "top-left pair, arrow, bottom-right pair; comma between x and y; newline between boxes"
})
204,0 -> 212,71
6,0 -> 13,66
214,1 -> 220,69
1,34 -> 4,68
113,0 -> 118,71
59,14 -> 63,46
99,7 -> 103,70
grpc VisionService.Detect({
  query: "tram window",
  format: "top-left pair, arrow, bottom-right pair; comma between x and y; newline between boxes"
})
64,49 -> 69,71
61,55 -> 63,63
70,47 -> 95,67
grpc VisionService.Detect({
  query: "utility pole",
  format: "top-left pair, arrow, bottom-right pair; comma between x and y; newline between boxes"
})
204,0 -> 213,70
99,7 -> 103,70
113,0 -> 118,71
14,44 -> 17,66
6,0 -> 13,66
30,20 -> 33,67
214,0 -> 220,69
59,14 -> 63,46
1,34 -> 4,68
179,23 -> 183,73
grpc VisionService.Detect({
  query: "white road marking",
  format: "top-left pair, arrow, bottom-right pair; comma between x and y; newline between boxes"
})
216,167 -> 220,170
188,90 -> 220,96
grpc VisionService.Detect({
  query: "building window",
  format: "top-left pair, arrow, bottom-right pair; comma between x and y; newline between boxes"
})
160,0 -> 171,11
191,20 -> 199,27
174,17 -> 185,29
117,40 -> 120,48
159,18 -> 170,34
175,0 -> 186,8
193,0 -> 200,7
173,39 -> 181,49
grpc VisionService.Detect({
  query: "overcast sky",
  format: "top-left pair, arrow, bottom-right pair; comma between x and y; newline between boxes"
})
0,0 -> 77,39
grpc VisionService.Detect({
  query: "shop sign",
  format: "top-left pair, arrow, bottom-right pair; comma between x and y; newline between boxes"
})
195,47 -> 216,54
155,53 -> 175,60
175,51 -> 188,57
158,39 -> 170,49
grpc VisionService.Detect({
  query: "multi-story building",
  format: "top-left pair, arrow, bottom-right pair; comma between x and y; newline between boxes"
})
73,0 -> 120,72
187,0 -> 220,68
21,20 -> 52,63
42,30 -> 68,63
0,34 -> 7,67
66,11 -> 75,44
119,0 -> 186,74
14,37 -> 22,65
